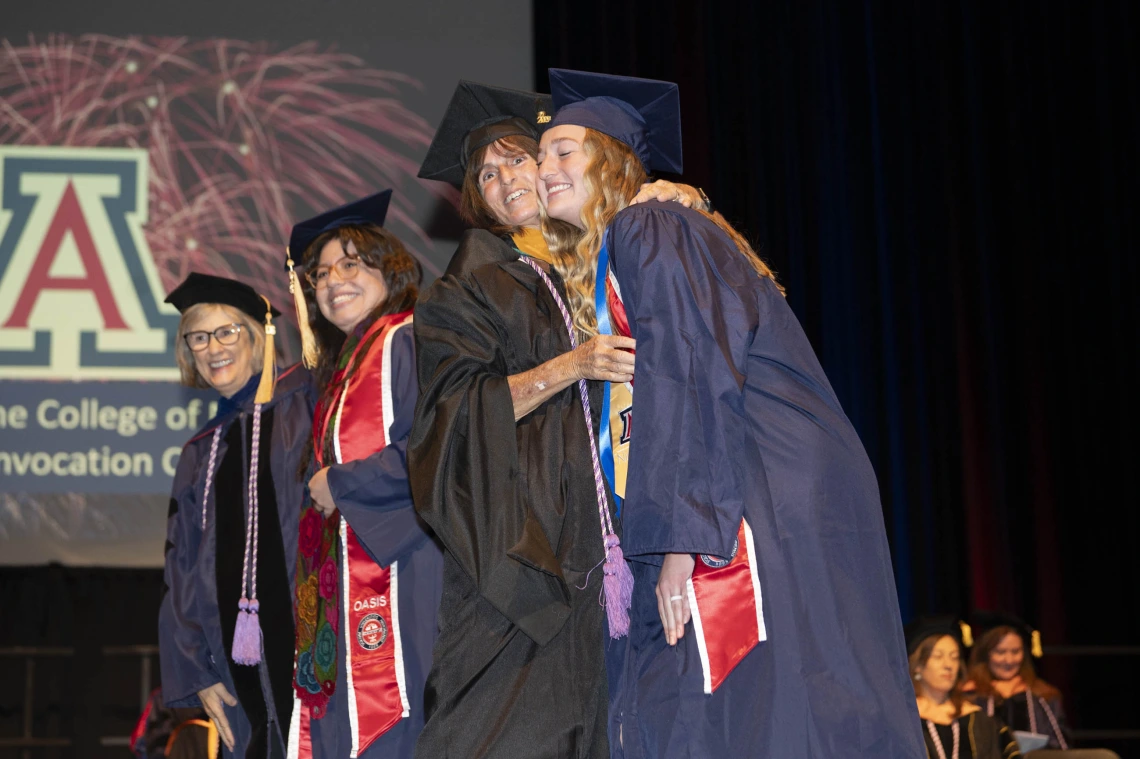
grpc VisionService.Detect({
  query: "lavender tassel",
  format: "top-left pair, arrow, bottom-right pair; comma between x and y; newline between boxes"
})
602,534 -> 634,636
232,598 -> 262,665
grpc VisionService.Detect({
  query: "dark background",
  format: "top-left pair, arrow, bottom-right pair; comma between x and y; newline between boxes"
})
536,0 -> 1139,752
4,0 -> 1139,755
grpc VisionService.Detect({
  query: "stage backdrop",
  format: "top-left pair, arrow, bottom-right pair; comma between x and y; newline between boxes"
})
0,0 -> 534,566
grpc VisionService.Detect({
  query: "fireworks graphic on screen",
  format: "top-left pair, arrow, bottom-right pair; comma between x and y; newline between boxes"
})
0,34 -> 455,321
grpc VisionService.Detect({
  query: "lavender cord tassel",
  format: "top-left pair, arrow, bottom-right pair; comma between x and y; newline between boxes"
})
233,404 -> 264,665
232,598 -> 262,664
602,534 -> 634,636
521,256 -> 633,637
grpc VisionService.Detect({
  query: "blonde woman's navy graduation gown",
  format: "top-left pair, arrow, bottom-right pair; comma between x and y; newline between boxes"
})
603,202 -> 925,758
159,365 -> 315,759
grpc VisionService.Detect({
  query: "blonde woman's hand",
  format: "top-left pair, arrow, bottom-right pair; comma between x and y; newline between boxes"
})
569,335 -> 636,383
656,552 -> 695,646
631,180 -> 704,208
197,682 -> 238,752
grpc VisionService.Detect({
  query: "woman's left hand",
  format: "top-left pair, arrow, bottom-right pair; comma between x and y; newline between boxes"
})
308,467 -> 336,517
656,552 -> 696,646
631,180 -> 703,208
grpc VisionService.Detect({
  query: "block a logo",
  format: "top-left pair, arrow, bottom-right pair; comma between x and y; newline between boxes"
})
0,147 -> 179,379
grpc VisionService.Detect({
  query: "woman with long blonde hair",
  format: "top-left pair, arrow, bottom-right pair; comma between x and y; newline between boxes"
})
537,69 -> 924,757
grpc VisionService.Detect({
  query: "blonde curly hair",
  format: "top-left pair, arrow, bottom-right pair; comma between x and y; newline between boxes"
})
541,129 -> 782,342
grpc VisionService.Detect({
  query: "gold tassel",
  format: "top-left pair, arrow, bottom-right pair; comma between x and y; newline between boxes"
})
286,248 -> 319,368
1031,629 -> 1044,658
960,621 -> 974,648
254,294 -> 277,404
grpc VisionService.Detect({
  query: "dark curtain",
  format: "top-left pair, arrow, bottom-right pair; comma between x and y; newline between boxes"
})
536,0 -> 1139,747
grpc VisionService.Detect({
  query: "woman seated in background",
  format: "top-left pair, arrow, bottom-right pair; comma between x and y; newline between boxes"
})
964,612 -> 1072,750
159,273 -> 313,758
908,618 -> 1021,759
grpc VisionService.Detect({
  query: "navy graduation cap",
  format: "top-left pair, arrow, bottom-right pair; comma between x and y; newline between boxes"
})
547,69 -> 683,175
283,189 -> 392,368
165,271 -> 279,321
419,81 -> 554,187
286,189 -> 393,267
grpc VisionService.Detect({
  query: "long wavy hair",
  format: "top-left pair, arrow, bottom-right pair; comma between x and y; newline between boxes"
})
543,129 -> 783,341
966,626 -> 1061,701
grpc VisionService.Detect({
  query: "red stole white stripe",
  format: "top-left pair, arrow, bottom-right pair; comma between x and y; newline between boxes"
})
291,313 -> 413,759
685,519 -> 766,693
604,268 -> 766,694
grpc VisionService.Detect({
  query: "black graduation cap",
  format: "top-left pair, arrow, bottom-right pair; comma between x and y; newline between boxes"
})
547,69 -> 683,175
418,81 -> 554,187
165,272 -> 279,321
286,190 -> 392,266
969,610 -> 1044,658
904,615 -> 971,655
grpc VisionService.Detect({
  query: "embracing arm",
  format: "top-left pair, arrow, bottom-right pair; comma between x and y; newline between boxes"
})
507,334 -> 634,421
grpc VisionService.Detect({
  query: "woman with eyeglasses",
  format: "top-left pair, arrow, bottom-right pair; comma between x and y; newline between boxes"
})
159,272 -> 315,759
283,191 -> 442,759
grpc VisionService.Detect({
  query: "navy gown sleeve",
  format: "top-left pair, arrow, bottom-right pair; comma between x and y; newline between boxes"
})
327,324 -> 432,566
158,434 -> 223,707
408,232 -> 571,645
609,203 -> 759,560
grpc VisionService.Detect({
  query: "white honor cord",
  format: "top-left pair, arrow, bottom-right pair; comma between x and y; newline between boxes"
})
925,719 -> 960,759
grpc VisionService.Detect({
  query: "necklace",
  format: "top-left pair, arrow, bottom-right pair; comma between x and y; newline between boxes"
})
925,718 -> 960,759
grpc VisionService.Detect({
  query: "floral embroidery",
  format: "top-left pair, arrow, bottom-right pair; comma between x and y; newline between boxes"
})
295,651 -> 322,695
298,574 -> 319,628
315,624 -> 337,669
299,509 -> 323,559
319,558 -> 337,600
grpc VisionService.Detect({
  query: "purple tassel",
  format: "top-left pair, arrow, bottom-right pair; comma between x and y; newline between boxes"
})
232,598 -> 262,665
602,534 -> 634,638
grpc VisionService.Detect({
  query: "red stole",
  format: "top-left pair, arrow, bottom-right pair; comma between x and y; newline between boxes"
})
605,270 -> 766,694
293,312 -> 413,759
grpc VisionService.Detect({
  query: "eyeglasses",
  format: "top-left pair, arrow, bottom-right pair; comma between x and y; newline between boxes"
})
306,256 -> 362,289
183,323 -> 244,352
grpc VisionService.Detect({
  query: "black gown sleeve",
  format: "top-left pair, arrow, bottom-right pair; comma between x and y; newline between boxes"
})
408,231 -> 571,645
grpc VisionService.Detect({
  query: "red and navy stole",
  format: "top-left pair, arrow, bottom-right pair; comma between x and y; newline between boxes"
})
292,311 -> 413,758
595,240 -> 767,693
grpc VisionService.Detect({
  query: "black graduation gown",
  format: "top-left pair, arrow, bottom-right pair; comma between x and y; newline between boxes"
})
159,366 -> 314,759
604,202 -> 925,758
407,229 -> 611,759
922,712 -> 1022,759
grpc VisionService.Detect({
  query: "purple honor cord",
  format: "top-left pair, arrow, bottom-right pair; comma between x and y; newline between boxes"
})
232,403 -> 264,665
520,255 -> 634,638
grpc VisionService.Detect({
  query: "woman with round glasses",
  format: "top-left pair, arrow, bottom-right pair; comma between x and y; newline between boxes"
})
283,191 -> 442,759
160,272 -> 315,759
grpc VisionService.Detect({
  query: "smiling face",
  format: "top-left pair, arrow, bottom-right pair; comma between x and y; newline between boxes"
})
537,124 -> 591,228
918,635 -> 962,698
186,304 -> 257,398
476,139 -> 541,228
987,632 -> 1025,681
314,237 -> 389,334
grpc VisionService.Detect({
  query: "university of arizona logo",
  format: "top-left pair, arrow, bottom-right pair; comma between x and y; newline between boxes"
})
0,146 -> 178,379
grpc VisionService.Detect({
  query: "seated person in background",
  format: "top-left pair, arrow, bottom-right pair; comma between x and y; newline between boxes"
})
964,611 -> 1072,750
908,617 -> 1022,759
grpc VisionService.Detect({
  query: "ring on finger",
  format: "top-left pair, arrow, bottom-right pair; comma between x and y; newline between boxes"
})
669,595 -> 683,601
